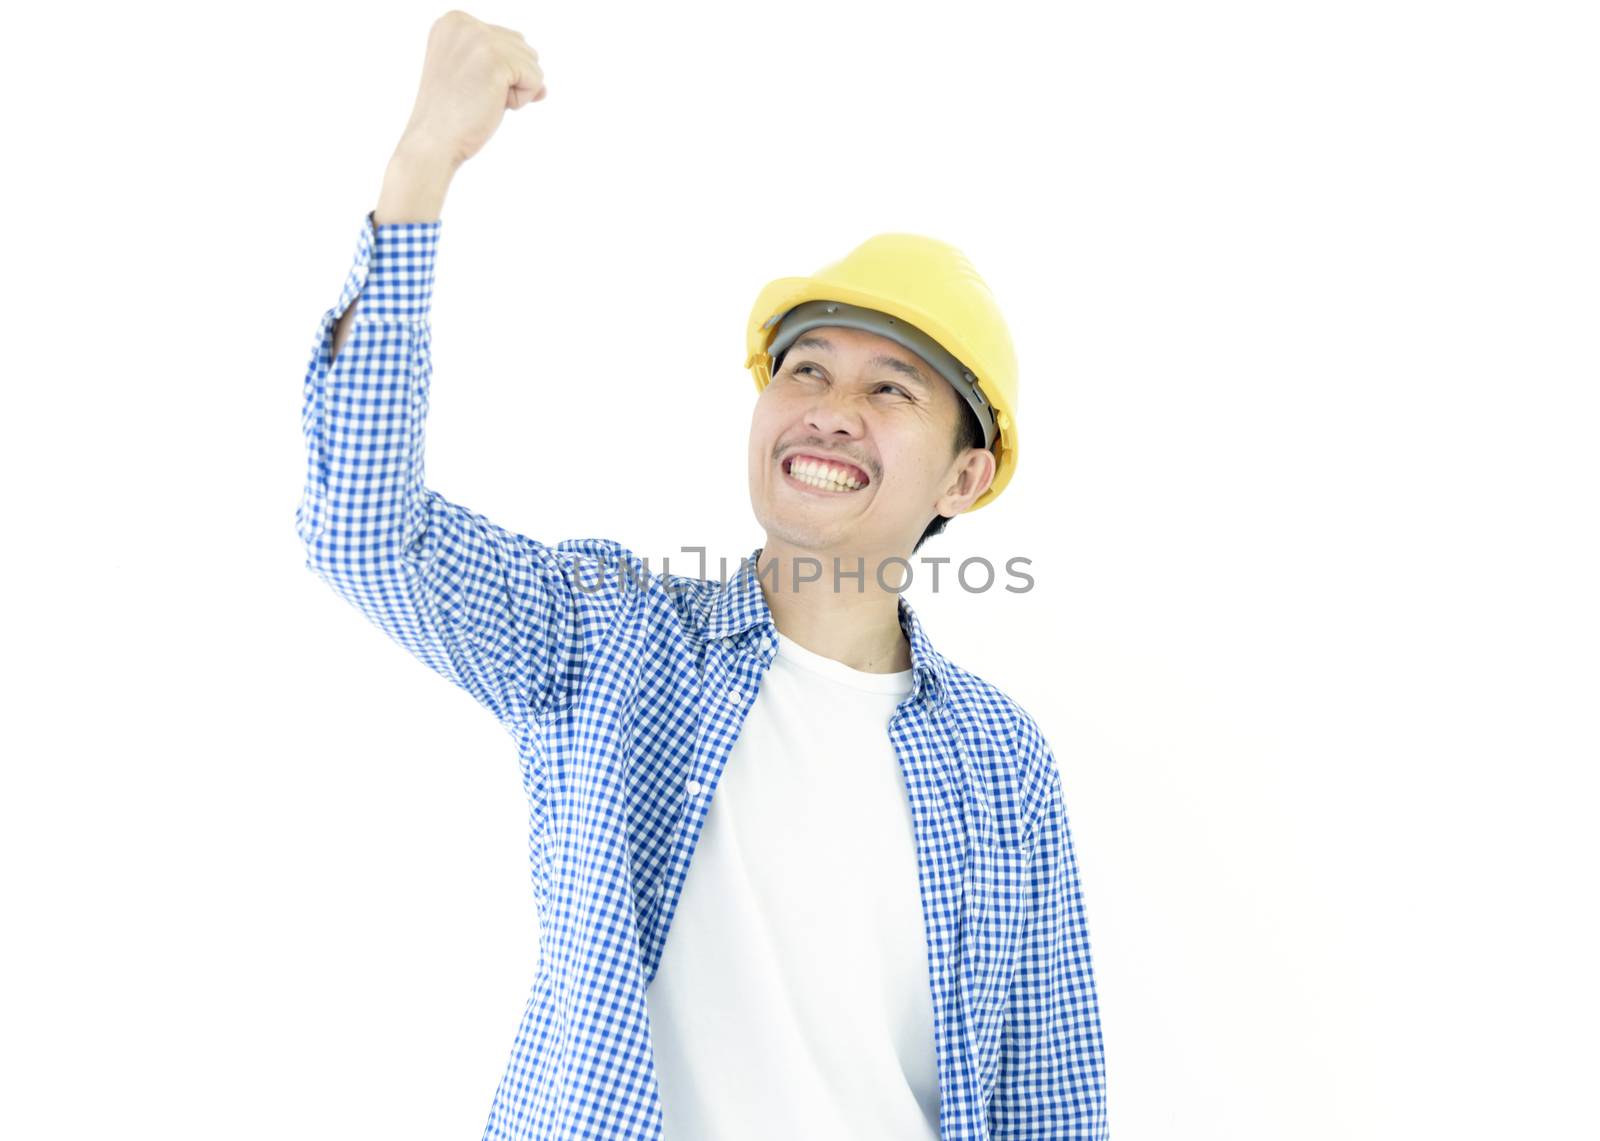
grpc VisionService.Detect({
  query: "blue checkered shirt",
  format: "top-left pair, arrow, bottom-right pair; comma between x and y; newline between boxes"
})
296,211 -> 1109,1140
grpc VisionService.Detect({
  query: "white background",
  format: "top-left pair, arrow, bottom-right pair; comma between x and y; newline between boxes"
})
2,1 -> 1595,1138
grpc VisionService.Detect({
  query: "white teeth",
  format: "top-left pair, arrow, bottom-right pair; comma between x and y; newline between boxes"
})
794,470 -> 856,491
789,458 -> 864,490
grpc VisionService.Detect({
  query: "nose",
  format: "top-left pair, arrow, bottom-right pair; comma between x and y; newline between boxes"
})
803,386 -> 863,438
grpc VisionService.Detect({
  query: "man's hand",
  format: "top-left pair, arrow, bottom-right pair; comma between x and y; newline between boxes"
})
400,10 -> 547,172
332,11 -> 546,359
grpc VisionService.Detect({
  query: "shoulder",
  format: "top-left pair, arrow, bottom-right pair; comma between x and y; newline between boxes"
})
536,540 -> 722,655
936,656 -> 1053,839
938,656 -> 1029,743
656,567 -> 723,632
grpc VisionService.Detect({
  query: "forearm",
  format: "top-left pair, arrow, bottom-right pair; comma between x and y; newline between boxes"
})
331,138 -> 458,362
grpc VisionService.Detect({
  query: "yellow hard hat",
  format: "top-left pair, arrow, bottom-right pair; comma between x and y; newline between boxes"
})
743,233 -> 1019,511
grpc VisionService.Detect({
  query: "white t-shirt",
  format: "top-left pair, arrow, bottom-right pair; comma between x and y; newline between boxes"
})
644,629 -> 938,1140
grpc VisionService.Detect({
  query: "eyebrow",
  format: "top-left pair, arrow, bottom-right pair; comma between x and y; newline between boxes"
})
788,334 -> 932,391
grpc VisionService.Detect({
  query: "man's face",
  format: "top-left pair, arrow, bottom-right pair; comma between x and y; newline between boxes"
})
747,324 -> 996,559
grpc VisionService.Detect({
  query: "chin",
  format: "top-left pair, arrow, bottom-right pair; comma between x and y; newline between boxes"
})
757,508 -> 833,553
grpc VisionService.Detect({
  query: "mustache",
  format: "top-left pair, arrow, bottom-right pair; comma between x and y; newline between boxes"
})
774,441 -> 877,479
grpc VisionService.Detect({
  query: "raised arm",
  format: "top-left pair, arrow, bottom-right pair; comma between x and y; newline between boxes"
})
331,10 -> 545,364
296,12 -> 568,733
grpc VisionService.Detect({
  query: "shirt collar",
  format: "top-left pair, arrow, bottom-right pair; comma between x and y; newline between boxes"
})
706,546 -> 950,706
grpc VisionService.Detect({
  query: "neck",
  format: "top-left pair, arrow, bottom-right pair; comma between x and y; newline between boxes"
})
755,537 -> 913,674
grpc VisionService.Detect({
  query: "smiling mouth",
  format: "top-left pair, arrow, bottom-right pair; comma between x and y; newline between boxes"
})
782,453 -> 871,493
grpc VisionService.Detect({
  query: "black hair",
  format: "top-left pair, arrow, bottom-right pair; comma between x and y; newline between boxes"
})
912,398 -> 985,554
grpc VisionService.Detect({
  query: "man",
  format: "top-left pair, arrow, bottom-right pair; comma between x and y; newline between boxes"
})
297,12 -> 1108,1140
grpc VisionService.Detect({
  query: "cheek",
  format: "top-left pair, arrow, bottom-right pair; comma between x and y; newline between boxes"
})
749,396 -> 785,465
889,447 -> 954,500
751,389 -> 802,440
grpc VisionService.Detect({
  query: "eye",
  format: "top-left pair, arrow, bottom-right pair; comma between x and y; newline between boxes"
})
788,363 -> 907,397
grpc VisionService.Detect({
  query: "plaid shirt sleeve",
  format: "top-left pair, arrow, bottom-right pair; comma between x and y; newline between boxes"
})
296,212 -> 578,731
988,715 -> 1111,1139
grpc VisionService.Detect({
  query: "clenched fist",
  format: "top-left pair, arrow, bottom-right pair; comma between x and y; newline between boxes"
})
400,10 -> 547,170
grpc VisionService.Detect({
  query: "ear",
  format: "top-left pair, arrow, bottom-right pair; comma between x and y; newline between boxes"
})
932,447 -> 997,517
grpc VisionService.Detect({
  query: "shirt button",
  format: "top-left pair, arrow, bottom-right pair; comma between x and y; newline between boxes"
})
686,779 -> 702,796
726,687 -> 743,704
758,636 -> 773,653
